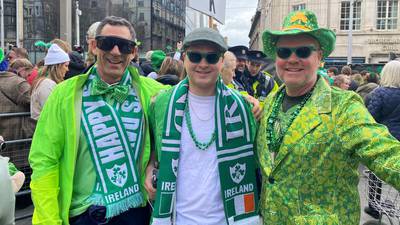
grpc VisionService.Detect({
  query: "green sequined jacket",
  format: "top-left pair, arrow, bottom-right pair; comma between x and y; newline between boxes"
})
257,77 -> 400,224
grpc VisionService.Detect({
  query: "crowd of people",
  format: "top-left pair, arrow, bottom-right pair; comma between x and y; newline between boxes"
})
0,9 -> 399,225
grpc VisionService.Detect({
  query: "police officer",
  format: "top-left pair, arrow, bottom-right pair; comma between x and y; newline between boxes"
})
241,50 -> 275,103
228,45 -> 248,87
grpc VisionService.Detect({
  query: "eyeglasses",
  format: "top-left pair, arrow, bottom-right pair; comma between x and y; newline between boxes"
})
186,51 -> 221,64
276,46 -> 317,59
95,35 -> 136,54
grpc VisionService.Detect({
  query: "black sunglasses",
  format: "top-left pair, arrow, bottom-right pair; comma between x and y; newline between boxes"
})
95,35 -> 136,54
186,51 -> 221,64
276,46 -> 317,59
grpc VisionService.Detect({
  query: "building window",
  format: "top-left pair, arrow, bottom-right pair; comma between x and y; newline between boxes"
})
340,1 -> 361,30
377,0 -> 398,30
293,4 -> 305,11
91,1 -> 97,8
138,1 -> 144,7
139,13 -> 144,21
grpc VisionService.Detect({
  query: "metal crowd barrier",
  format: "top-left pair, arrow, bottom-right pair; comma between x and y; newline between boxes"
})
365,170 -> 400,225
0,111 -> 34,221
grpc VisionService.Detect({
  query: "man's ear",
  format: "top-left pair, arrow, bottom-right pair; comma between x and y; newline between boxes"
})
318,50 -> 323,62
132,46 -> 138,55
181,52 -> 186,61
91,39 -> 98,56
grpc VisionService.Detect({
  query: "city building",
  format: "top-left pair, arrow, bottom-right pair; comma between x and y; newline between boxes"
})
149,0 -> 185,53
2,0 -> 185,59
249,0 -> 400,63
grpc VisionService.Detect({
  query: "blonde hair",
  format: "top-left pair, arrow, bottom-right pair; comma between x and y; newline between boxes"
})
158,57 -> 185,80
9,58 -> 33,71
351,73 -> 363,85
32,63 -> 66,92
380,60 -> 400,88
50,38 -> 72,53
333,74 -> 350,88
13,47 -> 29,59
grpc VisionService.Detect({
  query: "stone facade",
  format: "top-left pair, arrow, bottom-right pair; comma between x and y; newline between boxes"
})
249,0 -> 400,63
4,0 -> 185,57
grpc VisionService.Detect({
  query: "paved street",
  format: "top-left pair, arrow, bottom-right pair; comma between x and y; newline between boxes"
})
14,166 -> 397,225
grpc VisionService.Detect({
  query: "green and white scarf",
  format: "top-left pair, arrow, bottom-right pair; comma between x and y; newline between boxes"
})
152,78 -> 259,225
81,68 -> 144,218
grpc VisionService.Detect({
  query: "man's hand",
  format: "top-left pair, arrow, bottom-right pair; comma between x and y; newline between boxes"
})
245,95 -> 263,121
144,162 -> 157,200
11,171 -> 25,193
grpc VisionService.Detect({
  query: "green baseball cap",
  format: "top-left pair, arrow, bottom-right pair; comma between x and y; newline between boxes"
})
182,27 -> 228,53
262,10 -> 336,60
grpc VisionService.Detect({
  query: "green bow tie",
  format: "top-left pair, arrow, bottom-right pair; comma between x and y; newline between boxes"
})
91,77 -> 130,103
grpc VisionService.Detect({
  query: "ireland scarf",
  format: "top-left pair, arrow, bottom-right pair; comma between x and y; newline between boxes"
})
152,78 -> 259,225
81,68 -> 144,218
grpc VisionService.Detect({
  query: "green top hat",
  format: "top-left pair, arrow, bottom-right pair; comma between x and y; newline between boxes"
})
262,10 -> 336,60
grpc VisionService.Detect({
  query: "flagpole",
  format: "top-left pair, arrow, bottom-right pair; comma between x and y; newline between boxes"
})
0,0 -> 4,49
347,0 -> 354,65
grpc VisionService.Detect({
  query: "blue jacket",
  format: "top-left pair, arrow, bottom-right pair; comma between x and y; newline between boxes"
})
366,87 -> 400,140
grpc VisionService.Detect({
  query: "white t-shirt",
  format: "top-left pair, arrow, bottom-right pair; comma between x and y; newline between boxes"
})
175,92 -> 226,225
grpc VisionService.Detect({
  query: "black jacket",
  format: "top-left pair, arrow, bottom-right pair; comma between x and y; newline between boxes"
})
240,69 -> 275,101
366,87 -> 400,140
156,74 -> 180,85
65,51 -> 85,80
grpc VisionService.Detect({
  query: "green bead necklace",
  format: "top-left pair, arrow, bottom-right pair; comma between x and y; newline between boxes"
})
266,88 -> 313,153
184,101 -> 216,151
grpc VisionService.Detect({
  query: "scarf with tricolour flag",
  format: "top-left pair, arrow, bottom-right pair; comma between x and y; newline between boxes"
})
152,77 -> 259,225
81,68 -> 145,218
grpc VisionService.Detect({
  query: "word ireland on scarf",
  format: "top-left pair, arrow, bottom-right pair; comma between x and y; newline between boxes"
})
152,78 -> 259,225
81,70 -> 145,218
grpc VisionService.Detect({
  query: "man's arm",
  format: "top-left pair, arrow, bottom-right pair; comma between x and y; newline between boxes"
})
29,87 -> 65,225
336,93 -> 400,190
144,98 -> 158,200
15,78 -> 31,105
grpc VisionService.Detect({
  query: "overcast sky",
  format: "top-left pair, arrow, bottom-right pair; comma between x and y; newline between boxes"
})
219,0 -> 258,47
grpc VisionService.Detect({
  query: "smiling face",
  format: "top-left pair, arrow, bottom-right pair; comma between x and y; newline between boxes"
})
94,24 -> 135,84
275,34 -> 322,96
184,43 -> 223,96
236,58 -> 247,72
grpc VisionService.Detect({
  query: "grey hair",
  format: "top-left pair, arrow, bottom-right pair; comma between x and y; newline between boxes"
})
87,21 -> 101,39
223,51 -> 237,69
96,16 -> 136,41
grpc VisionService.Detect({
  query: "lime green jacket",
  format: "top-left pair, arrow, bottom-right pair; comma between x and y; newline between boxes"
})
28,66 -> 167,225
257,78 -> 400,224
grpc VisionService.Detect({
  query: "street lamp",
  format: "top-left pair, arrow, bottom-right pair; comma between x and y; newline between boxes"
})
75,0 -> 82,46
347,0 -> 354,65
